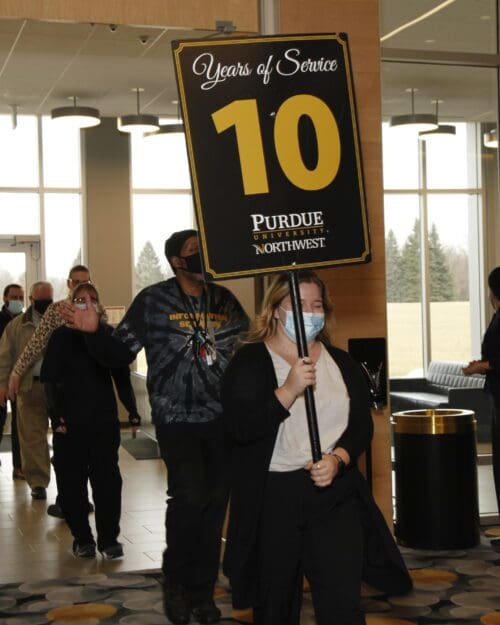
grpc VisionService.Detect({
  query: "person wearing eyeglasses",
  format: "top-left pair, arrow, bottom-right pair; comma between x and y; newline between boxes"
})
40,282 -> 140,559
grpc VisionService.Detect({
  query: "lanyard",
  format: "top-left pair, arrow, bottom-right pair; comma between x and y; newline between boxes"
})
176,281 -> 217,365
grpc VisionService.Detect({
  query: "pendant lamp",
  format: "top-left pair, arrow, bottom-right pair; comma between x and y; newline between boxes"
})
419,100 -> 456,140
389,88 -> 438,132
117,88 -> 160,133
51,96 -> 101,129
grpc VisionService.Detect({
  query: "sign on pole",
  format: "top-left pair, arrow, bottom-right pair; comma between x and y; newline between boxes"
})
172,33 -> 370,281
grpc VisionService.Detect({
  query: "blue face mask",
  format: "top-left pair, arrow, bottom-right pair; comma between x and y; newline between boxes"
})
279,307 -> 325,343
7,300 -> 23,315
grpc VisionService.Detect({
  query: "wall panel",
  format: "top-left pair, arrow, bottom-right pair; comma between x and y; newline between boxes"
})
279,0 -> 393,523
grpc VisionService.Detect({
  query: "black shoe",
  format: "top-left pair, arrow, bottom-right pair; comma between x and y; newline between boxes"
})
47,503 -> 65,519
192,599 -> 221,624
73,541 -> 96,558
99,542 -> 124,559
163,584 -> 191,625
31,487 -> 47,500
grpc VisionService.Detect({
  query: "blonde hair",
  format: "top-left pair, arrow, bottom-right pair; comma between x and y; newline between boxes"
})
246,270 -> 334,344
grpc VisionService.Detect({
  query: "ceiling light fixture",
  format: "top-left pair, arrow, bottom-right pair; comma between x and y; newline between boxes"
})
380,0 -> 457,42
117,87 -> 159,133
484,128 -> 498,149
419,100 -> 456,140
145,121 -> 184,139
389,88 -> 438,131
51,96 -> 101,128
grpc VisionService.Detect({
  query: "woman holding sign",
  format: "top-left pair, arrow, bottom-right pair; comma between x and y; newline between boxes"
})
222,271 -> 411,625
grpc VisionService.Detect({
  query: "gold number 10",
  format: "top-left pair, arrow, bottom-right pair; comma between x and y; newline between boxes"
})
211,94 -> 341,196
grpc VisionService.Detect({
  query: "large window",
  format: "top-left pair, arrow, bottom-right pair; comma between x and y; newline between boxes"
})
131,124 -> 194,296
382,62 -> 498,377
0,115 -> 83,299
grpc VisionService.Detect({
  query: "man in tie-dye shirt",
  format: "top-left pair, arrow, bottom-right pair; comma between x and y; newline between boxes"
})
62,230 -> 248,625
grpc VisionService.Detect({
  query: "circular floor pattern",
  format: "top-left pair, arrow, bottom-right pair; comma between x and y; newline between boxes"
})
389,591 -> 441,607
118,613 -> 169,625
18,581 -> 69,595
93,577 -> 153,589
481,612 -> 500,625
410,569 -> 457,591
46,588 -> 110,604
47,603 -> 117,622
451,592 -> 500,611
455,562 -> 495,576
4,616 -> 52,625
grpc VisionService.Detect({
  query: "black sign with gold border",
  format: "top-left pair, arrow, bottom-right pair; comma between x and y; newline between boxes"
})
172,33 -> 370,281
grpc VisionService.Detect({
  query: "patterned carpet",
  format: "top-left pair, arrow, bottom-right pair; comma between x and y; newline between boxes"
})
1,530 -> 500,625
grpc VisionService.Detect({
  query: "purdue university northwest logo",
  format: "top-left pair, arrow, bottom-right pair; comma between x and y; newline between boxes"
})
250,210 -> 327,255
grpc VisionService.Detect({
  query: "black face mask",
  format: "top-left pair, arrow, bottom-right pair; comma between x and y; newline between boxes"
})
33,299 -> 53,315
181,253 -> 202,274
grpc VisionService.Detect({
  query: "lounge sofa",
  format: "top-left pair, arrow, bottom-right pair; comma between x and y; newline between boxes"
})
390,361 -> 492,443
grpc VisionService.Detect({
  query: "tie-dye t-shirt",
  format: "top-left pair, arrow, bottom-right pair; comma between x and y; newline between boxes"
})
113,278 -> 249,425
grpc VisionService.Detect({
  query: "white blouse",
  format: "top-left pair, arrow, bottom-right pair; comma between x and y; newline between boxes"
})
267,343 -> 350,472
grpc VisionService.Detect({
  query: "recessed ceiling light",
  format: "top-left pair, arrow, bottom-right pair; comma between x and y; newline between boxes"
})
480,15 -> 491,20
425,39 -> 436,43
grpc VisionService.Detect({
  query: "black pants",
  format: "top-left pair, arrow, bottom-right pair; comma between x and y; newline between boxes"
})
52,420 -> 122,550
0,400 -> 21,469
255,470 -> 365,625
492,393 -> 500,513
156,420 -> 231,602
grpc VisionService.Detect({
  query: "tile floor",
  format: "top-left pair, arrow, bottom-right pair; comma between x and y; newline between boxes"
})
1,433 -> 498,586
0,436 -> 167,584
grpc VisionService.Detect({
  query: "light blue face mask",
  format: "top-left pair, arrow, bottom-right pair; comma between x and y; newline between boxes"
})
7,300 -> 23,315
279,307 -> 325,343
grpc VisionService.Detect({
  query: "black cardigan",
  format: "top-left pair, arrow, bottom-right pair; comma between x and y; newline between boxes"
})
222,342 -> 412,609
41,324 -> 138,428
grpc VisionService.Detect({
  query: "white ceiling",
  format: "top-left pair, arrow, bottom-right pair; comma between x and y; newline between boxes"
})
0,2 -> 498,123
379,0 -> 499,122
0,19 -> 213,117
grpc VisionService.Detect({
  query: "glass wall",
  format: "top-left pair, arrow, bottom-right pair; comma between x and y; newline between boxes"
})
0,115 -> 83,299
381,62 -> 498,378
131,125 -> 194,296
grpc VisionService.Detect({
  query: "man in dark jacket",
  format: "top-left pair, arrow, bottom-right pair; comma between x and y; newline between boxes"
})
0,283 -> 24,478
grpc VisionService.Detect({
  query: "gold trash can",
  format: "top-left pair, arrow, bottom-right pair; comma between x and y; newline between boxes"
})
391,409 -> 479,549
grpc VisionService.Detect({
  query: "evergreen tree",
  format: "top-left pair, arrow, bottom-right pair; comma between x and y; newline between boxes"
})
399,219 -> 421,302
445,246 -> 469,301
428,223 -> 454,301
135,241 -> 165,292
385,229 -> 402,302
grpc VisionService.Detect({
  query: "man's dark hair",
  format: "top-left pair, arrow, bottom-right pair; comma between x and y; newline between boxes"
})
488,267 -> 500,300
68,265 -> 90,279
3,283 -> 22,298
164,229 -> 198,272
